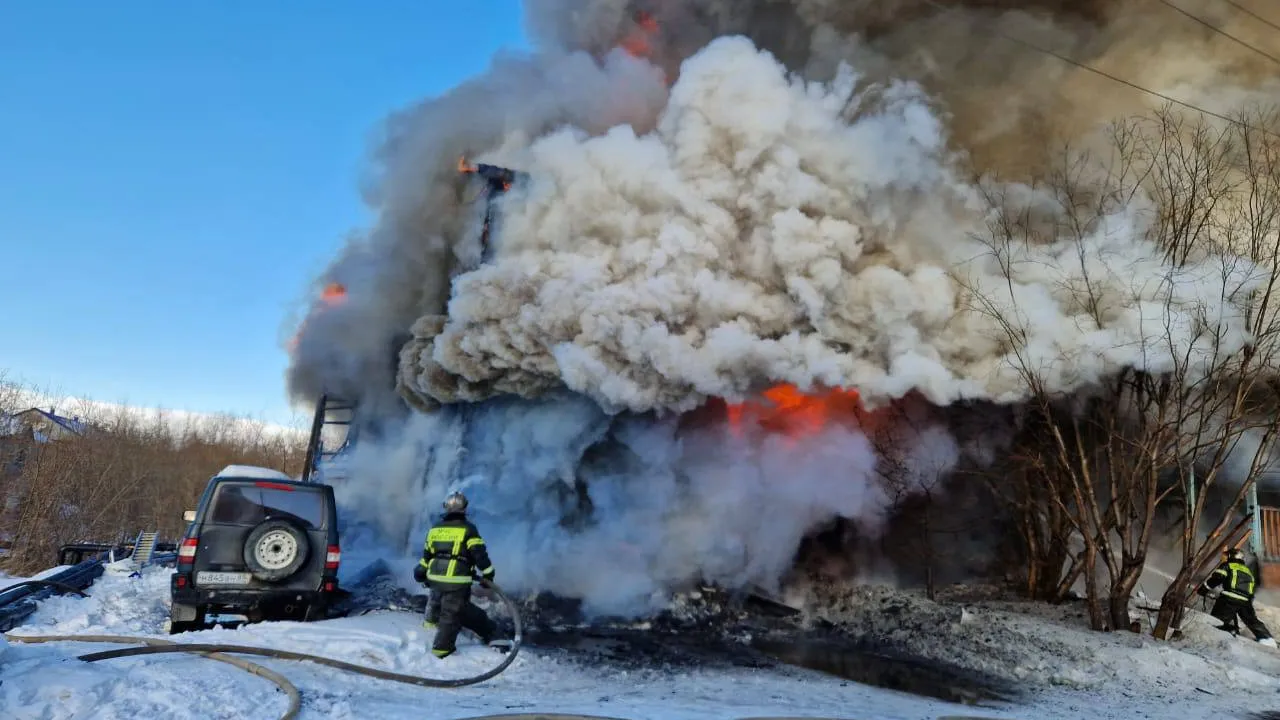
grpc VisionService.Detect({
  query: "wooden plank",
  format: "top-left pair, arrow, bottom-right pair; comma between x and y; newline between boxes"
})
1263,508 -> 1280,561
1262,563 -> 1280,588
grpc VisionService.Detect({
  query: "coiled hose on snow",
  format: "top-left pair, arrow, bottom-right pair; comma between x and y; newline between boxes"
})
10,632 -> 303,719
5,578 -> 522,720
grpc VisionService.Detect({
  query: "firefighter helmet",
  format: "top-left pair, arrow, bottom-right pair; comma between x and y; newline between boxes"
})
1226,546 -> 1245,561
443,492 -> 469,513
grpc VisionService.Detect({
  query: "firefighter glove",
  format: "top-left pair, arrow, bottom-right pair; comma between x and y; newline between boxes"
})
413,563 -> 427,585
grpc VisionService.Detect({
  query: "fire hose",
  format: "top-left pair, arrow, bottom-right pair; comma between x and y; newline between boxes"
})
10,632 -> 303,720
4,578 -> 522,720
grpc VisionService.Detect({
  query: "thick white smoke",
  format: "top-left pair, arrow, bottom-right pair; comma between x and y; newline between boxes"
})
286,47 -> 669,408
292,0 -> 1280,615
335,391 -> 968,615
399,35 -> 1259,415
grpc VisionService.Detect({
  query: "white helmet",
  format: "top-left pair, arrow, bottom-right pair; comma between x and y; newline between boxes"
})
443,492 -> 468,513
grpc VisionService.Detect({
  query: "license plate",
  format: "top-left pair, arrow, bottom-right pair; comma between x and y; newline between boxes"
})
196,571 -> 252,586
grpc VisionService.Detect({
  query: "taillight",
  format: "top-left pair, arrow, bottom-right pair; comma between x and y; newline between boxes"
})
178,537 -> 198,564
324,545 -> 340,571
176,575 -> 188,588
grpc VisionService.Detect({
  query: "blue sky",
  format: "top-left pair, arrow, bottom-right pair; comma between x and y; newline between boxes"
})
0,2 -> 529,427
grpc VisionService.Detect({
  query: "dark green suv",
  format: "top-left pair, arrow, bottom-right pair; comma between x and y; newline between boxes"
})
168,465 -> 341,633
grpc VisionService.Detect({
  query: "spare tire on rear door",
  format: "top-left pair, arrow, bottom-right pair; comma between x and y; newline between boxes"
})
243,519 -> 310,582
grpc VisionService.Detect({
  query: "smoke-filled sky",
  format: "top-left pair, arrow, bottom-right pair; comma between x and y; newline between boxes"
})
295,0 -> 1280,615
292,0 -> 1280,415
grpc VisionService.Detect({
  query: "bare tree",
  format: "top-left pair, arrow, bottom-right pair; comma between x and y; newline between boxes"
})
962,104 -> 1280,634
963,160 -> 1170,630
968,408 -> 1085,604
0,379 -> 310,574
1137,106 -> 1280,639
867,401 -> 975,601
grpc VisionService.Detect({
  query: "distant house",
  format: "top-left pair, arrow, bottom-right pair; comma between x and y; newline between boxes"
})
0,408 -> 92,553
1,407 -> 89,443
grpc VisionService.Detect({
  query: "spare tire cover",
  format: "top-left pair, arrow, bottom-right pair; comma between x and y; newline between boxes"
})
243,519 -> 310,582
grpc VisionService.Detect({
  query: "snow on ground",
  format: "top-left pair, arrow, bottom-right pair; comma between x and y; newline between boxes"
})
1,562 -> 1278,720
791,581 -> 1280,718
0,566 -> 71,592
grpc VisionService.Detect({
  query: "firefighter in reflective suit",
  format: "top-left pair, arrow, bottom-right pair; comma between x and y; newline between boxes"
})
413,491 -> 502,658
1200,546 -> 1277,647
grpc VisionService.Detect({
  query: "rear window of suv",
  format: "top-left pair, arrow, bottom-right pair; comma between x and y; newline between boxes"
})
207,481 -> 326,529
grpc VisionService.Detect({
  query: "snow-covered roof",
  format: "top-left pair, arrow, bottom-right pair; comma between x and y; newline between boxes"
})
214,464 -> 295,481
4,408 -> 89,437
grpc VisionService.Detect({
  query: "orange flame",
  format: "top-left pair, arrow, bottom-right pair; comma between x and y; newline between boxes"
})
722,383 -> 866,441
287,282 -> 349,353
636,9 -> 658,33
621,10 -> 659,60
457,155 -> 512,191
321,282 -> 347,305
617,10 -> 672,87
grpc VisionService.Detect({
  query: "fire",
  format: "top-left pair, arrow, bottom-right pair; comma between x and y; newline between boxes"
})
621,10 -> 659,60
616,9 -> 673,87
321,282 -> 347,306
635,9 -> 659,33
287,282 -> 349,353
458,155 -> 512,191
722,383 -> 867,440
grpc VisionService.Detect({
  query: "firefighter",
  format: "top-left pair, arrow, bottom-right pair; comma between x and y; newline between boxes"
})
412,491 -> 505,658
423,590 -> 441,629
1199,546 -> 1277,647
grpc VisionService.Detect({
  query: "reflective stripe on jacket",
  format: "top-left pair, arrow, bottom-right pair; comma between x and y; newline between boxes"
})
417,512 -> 495,585
1207,560 -> 1255,602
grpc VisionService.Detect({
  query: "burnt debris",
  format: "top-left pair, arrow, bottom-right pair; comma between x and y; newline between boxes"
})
344,566 -> 1019,708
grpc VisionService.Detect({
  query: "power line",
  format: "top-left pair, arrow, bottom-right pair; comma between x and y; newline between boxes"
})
1221,0 -> 1280,36
1153,0 -> 1280,69
916,0 -> 1280,141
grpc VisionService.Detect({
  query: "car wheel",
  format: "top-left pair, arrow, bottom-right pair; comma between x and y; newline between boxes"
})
243,519 -> 310,582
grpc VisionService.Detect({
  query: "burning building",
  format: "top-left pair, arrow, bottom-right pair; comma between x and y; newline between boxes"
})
285,1 -> 1280,616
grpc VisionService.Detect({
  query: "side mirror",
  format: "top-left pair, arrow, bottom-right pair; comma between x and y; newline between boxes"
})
182,510 -> 196,523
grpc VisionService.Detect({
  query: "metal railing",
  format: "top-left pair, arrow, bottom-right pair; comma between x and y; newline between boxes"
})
0,557 -> 105,632
0,539 -> 177,632
56,541 -> 177,566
